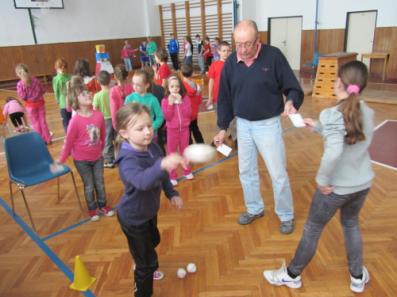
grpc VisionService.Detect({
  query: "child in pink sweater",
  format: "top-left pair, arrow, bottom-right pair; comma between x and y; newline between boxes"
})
2,96 -> 28,132
15,63 -> 52,143
161,75 -> 193,186
58,75 -> 114,221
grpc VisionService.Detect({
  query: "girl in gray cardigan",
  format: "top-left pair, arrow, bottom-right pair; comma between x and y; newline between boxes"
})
264,61 -> 374,294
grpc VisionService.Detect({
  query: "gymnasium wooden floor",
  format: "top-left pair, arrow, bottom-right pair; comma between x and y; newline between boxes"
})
0,78 -> 396,297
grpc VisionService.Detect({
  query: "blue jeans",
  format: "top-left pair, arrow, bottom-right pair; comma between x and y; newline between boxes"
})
288,188 -> 370,277
103,119 -> 115,163
236,116 -> 293,221
123,58 -> 132,72
74,158 -> 107,211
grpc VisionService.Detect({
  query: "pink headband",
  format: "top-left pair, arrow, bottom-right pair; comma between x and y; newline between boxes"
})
347,84 -> 360,95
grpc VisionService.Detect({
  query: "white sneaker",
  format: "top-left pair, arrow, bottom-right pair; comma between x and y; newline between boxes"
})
170,179 -> 178,186
350,266 -> 369,293
263,264 -> 302,289
184,173 -> 194,180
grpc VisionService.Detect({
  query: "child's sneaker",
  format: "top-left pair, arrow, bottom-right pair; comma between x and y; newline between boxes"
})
184,173 -> 194,180
170,179 -> 178,186
263,264 -> 302,289
100,206 -> 115,217
133,265 -> 164,281
153,270 -> 164,281
350,266 -> 369,293
88,209 -> 100,222
104,161 -> 115,168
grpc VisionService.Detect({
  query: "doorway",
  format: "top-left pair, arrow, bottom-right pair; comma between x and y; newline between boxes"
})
345,10 -> 377,62
268,16 -> 302,70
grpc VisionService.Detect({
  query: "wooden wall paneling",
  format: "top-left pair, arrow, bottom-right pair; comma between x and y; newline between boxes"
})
371,27 -> 397,81
171,3 -> 177,37
159,5 -> 165,47
217,0 -> 223,40
221,0 -> 234,45
175,2 -> 188,64
185,1 -> 191,36
0,37 -> 162,82
317,29 -> 345,55
301,30 -> 315,68
200,0 -> 206,38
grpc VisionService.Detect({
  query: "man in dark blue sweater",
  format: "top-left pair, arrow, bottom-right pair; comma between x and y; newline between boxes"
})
214,20 -> 304,234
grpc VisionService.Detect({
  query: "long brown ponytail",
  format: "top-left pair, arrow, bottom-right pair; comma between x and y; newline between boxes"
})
337,61 -> 368,145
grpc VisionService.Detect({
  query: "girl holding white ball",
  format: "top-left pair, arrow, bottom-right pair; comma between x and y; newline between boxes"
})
115,103 -> 185,297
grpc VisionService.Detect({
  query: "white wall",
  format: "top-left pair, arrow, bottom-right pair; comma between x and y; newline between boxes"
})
0,0 -> 158,46
239,0 -> 397,31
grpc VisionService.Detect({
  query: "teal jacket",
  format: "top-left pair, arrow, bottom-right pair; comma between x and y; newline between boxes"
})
125,92 -> 164,131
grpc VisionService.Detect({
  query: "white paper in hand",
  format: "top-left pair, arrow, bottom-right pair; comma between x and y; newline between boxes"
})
216,144 -> 232,157
288,113 -> 306,128
184,144 -> 216,163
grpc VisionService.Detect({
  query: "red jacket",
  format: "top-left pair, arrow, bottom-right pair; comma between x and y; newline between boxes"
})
183,80 -> 202,120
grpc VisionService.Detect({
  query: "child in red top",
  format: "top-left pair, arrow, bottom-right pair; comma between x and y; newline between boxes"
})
110,64 -> 134,130
161,75 -> 192,186
73,59 -> 101,95
58,75 -> 114,221
203,36 -> 213,70
207,41 -> 231,109
154,48 -> 171,88
180,64 -> 204,144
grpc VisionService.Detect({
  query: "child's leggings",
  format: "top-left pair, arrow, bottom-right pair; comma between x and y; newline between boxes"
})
25,105 -> 51,144
166,127 -> 191,179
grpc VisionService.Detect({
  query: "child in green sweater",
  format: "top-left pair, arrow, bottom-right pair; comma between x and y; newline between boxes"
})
52,58 -> 71,132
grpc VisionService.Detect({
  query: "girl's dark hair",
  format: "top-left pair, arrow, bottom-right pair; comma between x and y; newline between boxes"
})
337,60 -> 368,145
73,59 -> 91,77
163,75 -> 186,97
115,103 -> 151,151
114,64 -> 129,82
154,48 -> 168,62
67,75 -> 86,110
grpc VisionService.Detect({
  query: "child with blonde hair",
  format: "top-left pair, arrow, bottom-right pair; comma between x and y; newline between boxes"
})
16,63 -> 52,144
58,75 -> 114,221
115,102 -> 184,295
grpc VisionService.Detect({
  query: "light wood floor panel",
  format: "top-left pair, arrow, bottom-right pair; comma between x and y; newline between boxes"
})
0,82 -> 396,297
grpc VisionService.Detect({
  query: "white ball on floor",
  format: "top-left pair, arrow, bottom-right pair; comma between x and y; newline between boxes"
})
183,144 -> 216,164
177,267 -> 187,279
186,263 -> 197,273
207,104 -> 214,110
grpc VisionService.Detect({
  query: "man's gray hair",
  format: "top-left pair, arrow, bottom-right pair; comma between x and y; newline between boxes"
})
234,20 -> 258,34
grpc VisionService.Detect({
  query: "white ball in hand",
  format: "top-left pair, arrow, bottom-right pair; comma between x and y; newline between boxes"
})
177,268 -> 187,279
186,263 -> 197,273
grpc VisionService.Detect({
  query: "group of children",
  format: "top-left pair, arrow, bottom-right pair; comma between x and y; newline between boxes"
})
2,38 -> 375,296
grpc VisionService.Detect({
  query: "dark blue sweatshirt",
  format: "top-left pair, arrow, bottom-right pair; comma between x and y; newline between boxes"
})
115,141 -> 179,226
217,44 -> 304,130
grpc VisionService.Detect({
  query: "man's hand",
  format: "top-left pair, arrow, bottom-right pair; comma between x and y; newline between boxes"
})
283,100 -> 297,116
213,130 -> 226,147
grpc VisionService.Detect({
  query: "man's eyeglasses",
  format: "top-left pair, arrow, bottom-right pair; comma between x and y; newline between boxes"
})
235,40 -> 257,49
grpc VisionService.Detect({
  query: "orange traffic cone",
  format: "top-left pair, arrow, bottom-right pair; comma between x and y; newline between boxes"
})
69,255 -> 96,291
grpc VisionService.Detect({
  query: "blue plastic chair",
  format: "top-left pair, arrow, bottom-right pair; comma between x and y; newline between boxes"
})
4,132 -> 84,231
